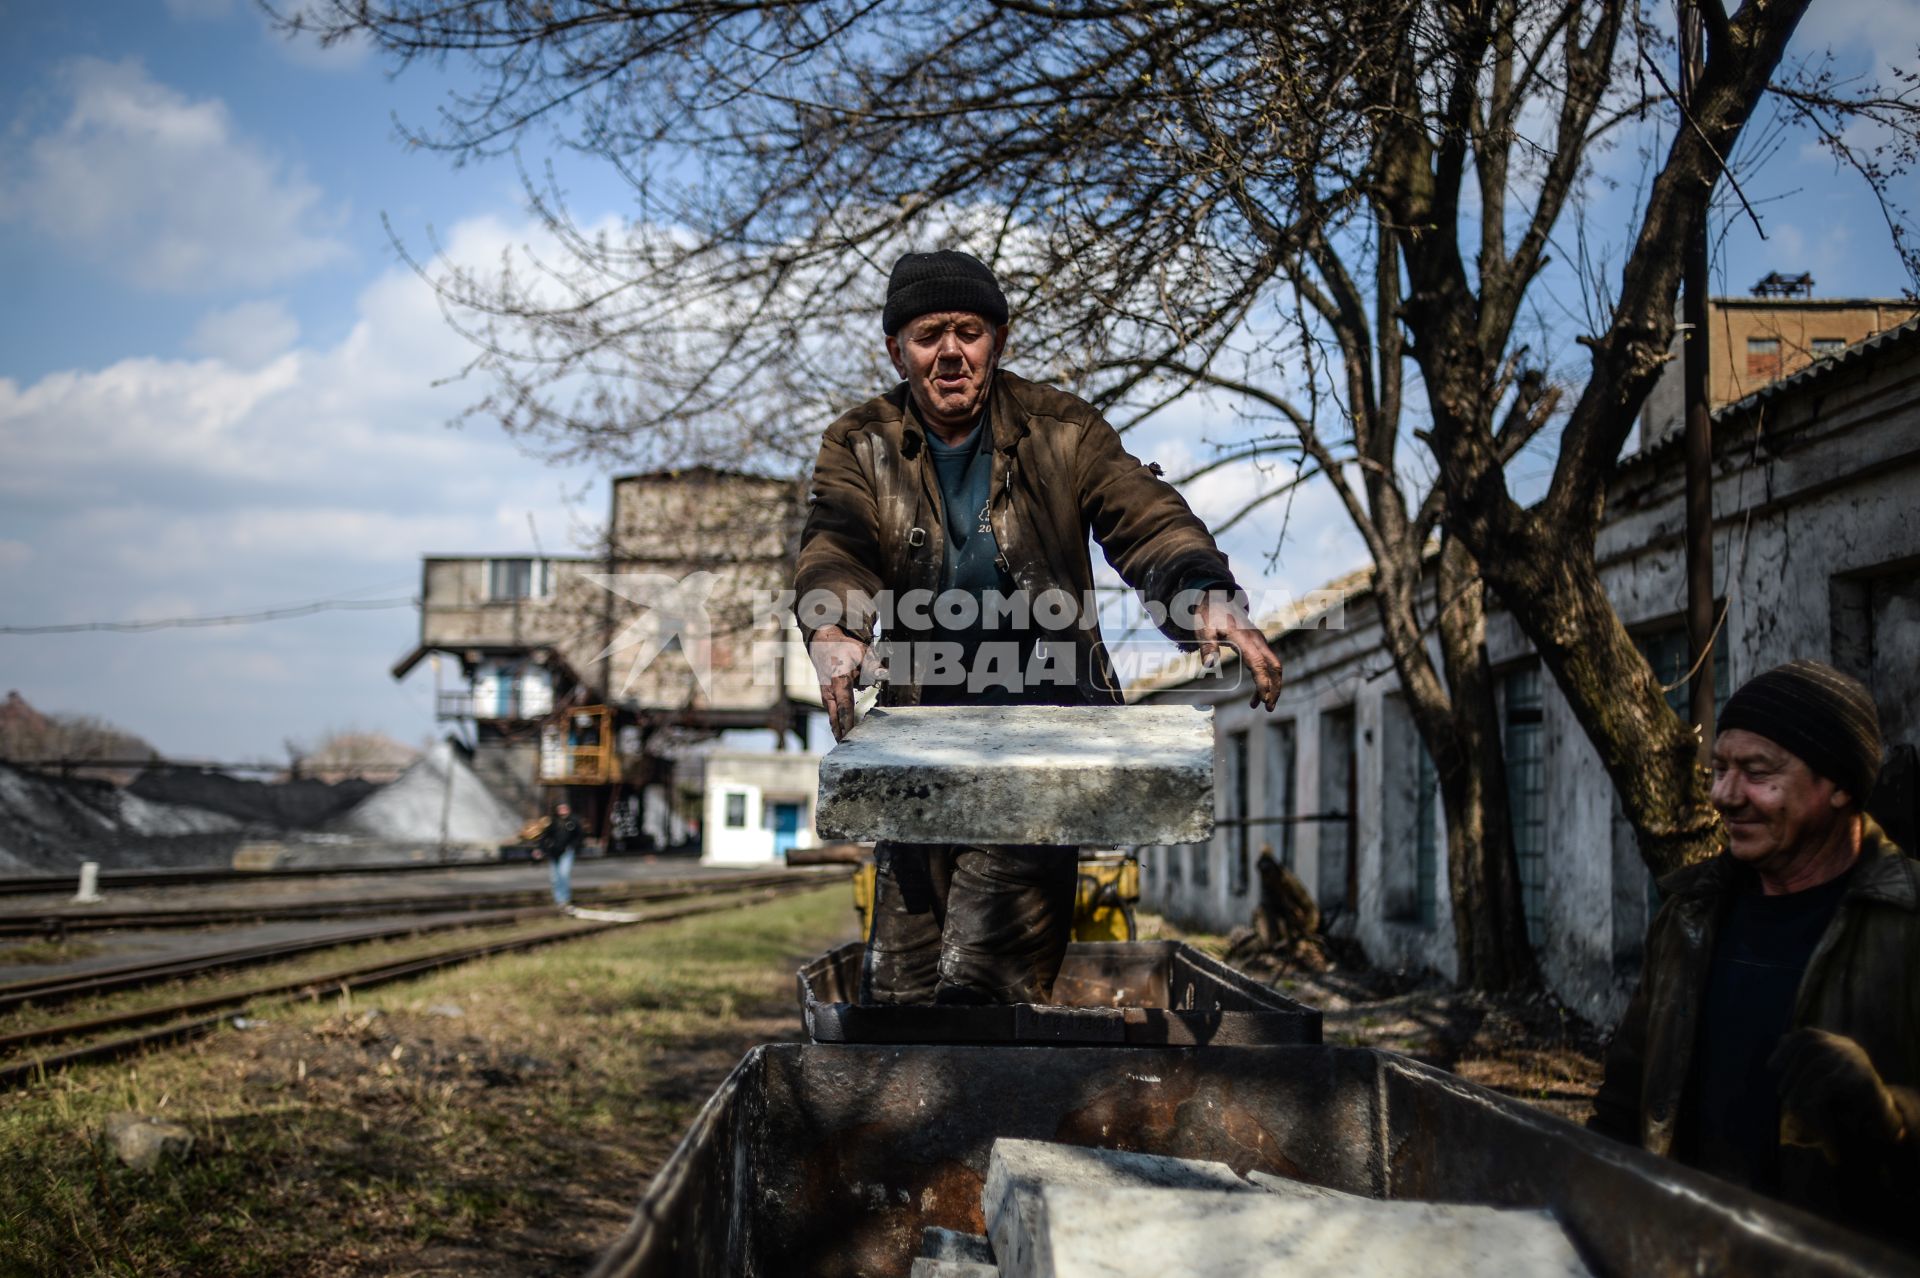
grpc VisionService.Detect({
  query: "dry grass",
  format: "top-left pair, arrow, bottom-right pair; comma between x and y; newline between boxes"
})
0,916 -> 593,1043
0,937 -> 105,967
0,885 -> 857,1277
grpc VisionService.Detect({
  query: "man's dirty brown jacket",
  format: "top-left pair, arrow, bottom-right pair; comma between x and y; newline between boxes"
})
795,371 -> 1236,705
1588,819 -> 1920,1242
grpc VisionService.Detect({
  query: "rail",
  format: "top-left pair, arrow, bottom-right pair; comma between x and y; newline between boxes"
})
0,873 -> 845,1090
0,868 -> 825,936
0,856 -> 543,898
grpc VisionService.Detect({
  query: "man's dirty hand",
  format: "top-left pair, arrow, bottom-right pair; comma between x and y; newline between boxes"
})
1772,1028 -> 1908,1153
809,623 -> 868,741
1194,593 -> 1284,712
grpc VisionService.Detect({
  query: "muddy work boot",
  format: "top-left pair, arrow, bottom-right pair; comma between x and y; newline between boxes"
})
859,842 -> 1078,1006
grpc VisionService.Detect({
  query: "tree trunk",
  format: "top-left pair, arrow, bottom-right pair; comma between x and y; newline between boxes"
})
1362,525 -> 1537,991
1479,527 -> 1721,876
1435,536 -> 1536,990
1380,0 -> 1812,883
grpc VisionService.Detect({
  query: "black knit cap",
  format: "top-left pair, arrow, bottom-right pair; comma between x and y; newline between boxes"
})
1718,659 -> 1884,802
882,250 -> 1009,336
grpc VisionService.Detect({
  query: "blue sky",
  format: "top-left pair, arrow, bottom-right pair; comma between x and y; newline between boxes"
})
0,0 -> 1914,760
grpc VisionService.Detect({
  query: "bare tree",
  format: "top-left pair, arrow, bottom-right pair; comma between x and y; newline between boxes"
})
286,729 -> 420,783
0,691 -> 160,767
279,0 -> 1919,986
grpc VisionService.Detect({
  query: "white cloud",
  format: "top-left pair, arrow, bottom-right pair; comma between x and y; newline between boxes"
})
1121,400 -> 1371,609
186,299 -> 303,368
2,58 -> 349,291
0,214 -> 603,754
1792,0 -> 1920,84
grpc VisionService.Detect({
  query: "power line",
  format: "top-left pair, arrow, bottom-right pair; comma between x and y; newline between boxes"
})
0,597 -> 418,636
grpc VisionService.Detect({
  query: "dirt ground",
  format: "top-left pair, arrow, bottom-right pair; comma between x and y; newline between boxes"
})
0,888 -> 860,1277
1283,965 -> 1607,1124
1140,915 -> 1611,1126
2,894 -> 1615,1276
244,999 -> 803,1276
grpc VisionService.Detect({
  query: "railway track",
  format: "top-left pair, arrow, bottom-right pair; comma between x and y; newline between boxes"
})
0,909 -> 543,1014
0,847 -> 861,899
0,867 -> 824,935
0,855 -> 553,898
0,872 -> 844,1090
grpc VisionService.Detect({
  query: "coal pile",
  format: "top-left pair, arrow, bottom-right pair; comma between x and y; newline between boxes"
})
128,769 -> 374,829
0,762 -> 241,874
0,740 -> 521,874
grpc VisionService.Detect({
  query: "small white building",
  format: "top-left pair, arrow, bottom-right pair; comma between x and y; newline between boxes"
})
1136,317 -> 1920,1024
701,749 -> 823,864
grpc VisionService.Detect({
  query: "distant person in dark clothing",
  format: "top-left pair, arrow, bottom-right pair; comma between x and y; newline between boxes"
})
1589,660 -> 1920,1245
540,802 -> 583,909
1235,846 -> 1326,971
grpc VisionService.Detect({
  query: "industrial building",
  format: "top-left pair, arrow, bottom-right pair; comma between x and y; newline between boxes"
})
391,467 -> 824,864
1136,304 -> 1920,1022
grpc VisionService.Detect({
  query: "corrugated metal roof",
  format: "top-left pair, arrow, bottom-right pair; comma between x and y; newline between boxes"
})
1123,563 -> 1378,699
1719,311 -> 1920,416
1620,313 -> 1920,469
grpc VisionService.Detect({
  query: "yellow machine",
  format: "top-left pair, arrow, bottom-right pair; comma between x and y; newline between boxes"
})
851,851 -> 1139,943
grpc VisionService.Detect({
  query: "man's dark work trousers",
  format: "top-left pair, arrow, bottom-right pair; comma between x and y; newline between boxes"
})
859,842 -> 1079,1005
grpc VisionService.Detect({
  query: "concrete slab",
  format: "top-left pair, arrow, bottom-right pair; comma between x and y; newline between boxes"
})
984,1140 -> 1251,1276
909,1262 -> 999,1278
1246,1169 -> 1365,1201
817,706 -> 1214,845
922,1226 -> 995,1263
999,1186 -> 1593,1278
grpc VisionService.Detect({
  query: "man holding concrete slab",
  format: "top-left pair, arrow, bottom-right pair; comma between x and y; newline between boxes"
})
795,249 -> 1284,1006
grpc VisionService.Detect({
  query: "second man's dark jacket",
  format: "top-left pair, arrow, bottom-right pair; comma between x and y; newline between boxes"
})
1588,819 -> 1920,1244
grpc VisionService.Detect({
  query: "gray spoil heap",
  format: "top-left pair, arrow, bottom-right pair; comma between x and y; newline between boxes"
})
815,705 -> 1214,846
325,740 -> 523,845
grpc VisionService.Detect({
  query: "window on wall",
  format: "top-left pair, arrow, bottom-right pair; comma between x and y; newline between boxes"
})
1632,622 -> 1733,919
1266,721 -> 1298,867
1381,694 -> 1427,923
1415,745 -> 1439,928
1503,667 -> 1547,946
1636,625 -> 1731,720
1811,336 -> 1847,357
1317,707 -> 1358,914
724,792 -> 748,829
487,557 -> 553,601
1746,336 -> 1782,380
1167,843 -> 1183,884
1831,563 -> 1920,752
1189,841 -> 1211,888
1226,731 -> 1251,896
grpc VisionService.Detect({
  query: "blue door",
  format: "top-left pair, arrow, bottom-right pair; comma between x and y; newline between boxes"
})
770,802 -> 802,859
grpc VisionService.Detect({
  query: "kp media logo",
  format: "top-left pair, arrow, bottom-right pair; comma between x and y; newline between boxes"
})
586,572 -> 719,696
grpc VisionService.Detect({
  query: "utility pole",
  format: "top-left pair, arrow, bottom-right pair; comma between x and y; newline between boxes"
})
1680,0 -> 1715,764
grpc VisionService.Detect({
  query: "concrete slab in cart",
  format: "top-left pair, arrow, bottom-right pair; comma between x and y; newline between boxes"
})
997,1185 -> 1593,1278
984,1141 -> 1253,1277
816,706 -> 1214,846
1247,1169 -> 1364,1202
